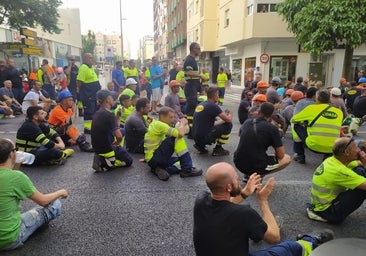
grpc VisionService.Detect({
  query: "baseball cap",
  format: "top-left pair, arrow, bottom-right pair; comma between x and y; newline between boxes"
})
285,89 -> 294,96
96,89 -> 112,102
58,90 -> 73,101
126,78 -> 137,86
271,77 -> 282,85
358,77 -> 366,84
169,80 -> 180,87
291,91 -> 304,102
252,94 -> 267,102
256,81 -> 269,88
330,87 -> 342,96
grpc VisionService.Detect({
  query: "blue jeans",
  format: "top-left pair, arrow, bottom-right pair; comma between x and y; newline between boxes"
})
31,145 -> 63,166
42,83 -> 56,100
0,200 -> 62,251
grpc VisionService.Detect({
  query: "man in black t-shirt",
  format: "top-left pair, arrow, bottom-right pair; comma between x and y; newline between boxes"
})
193,162 -> 334,256
91,90 -> 133,172
192,86 -> 233,156
234,102 -> 290,178
353,88 -> 366,118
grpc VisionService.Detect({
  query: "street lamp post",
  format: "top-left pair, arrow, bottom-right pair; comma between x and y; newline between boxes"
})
119,0 -> 127,60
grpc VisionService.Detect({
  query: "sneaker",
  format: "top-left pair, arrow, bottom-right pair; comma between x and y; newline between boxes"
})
48,157 -> 67,166
92,154 -> 107,172
212,146 -> 229,156
62,149 -> 75,158
180,167 -> 203,177
79,141 -> 94,152
296,228 -> 334,244
306,207 -> 328,222
5,115 -> 15,119
294,154 -> 305,164
152,167 -> 170,181
193,144 -> 208,154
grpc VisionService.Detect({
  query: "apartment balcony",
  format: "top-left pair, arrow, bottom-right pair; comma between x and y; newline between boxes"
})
244,10 -> 292,39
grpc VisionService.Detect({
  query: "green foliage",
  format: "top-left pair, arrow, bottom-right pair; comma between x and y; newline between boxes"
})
277,0 -> 366,55
82,30 -> 96,56
0,0 -> 62,34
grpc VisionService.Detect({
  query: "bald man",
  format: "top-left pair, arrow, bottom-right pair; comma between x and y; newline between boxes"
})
308,137 -> 366,224
193,162 -> 333,256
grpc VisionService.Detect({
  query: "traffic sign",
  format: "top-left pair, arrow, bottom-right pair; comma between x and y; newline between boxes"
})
22,38 -> 37,47
20,28 -> 37,38
21,48 -> 42,55
260,53 -> 270,64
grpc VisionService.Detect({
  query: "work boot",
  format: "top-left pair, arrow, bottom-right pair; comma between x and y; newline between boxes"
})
62,149 -> 74,158
180,167 -> 203,178
151,167 -> 170,181
296,229 -> 334,245
79,141 -> 94,152
294,154 -> 305,164
212,145 -> 229,156
193,144 -> 208,154
92,154 -> 107,173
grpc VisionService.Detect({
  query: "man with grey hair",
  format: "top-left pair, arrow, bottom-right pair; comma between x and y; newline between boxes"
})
307,137 -> 366,224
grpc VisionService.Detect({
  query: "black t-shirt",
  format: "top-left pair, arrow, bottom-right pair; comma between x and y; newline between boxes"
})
193,191 -> 267,256
192,101 -> 222,142
238,99 -> 251,124
344,88 -> 361,111
183,55 -> 200,98
169,68 -> 178,82
91,107 -> 118,154
64,64 -> 78,90
5,67 -> 22,88
124,111 -> 147,153
234,117 -> 283,172
353,95 -> 366,118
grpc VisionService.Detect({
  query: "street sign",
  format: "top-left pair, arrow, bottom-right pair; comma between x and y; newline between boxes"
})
260,53 -> 269,64
21,38 -> 37,47
20,48 -> 42,55
0,43 -> 28,50
20,28 -> 37,38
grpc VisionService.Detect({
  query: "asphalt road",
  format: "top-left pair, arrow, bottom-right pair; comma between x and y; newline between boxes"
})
1,86 -> 366,256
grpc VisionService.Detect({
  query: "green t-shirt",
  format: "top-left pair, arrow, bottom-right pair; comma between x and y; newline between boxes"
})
0,168 -> 36,248
311,156 -> 366,211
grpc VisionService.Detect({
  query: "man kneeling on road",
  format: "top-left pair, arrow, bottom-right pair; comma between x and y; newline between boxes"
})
234,102 -> 291,181
192,86 -> 233,156
48,90 -> 93,152
307,137 -> 366,224
0,138 -> 68,251
16,106 -> 74,166
144,106 -> 202,181
91,90 -> 133,172
193,162 -> 334,256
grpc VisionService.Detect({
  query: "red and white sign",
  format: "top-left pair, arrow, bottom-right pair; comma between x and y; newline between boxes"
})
260,53 -> 269,64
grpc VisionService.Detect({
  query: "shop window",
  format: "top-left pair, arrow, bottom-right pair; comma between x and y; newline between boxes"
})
269,56 -> 297,83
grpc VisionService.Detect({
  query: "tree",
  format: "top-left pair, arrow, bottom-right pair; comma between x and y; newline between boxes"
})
82,30 -> 96,56
277,0 -> 366,80
0,0 -> 62,34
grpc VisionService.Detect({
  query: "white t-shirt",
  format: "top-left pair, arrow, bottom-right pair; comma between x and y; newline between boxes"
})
22,90 -> 43,114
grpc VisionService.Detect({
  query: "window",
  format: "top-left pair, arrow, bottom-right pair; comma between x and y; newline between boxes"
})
257,3 -> 277,13
225,9 -> 230,27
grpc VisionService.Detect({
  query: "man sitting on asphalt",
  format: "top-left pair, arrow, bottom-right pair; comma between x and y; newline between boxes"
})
21,80 -> 54,114
16,106 -> 74,166
291,89 -> 343,164
234,102 -> 291,181
191,86 -> 233,156
307,137 -> 366,224
125,98 -> 151,154
48,90 -> 93,152
193,162 -> 334,256
0,138 -> 68,251
0,80 -> 22,115
91,90 -> 133,172
144,106 -> 202,181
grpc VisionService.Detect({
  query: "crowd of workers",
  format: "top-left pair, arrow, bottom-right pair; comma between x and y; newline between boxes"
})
1,42 -> 366,255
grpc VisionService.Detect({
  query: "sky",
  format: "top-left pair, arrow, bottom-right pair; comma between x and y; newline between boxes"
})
61,0 -> 154,58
